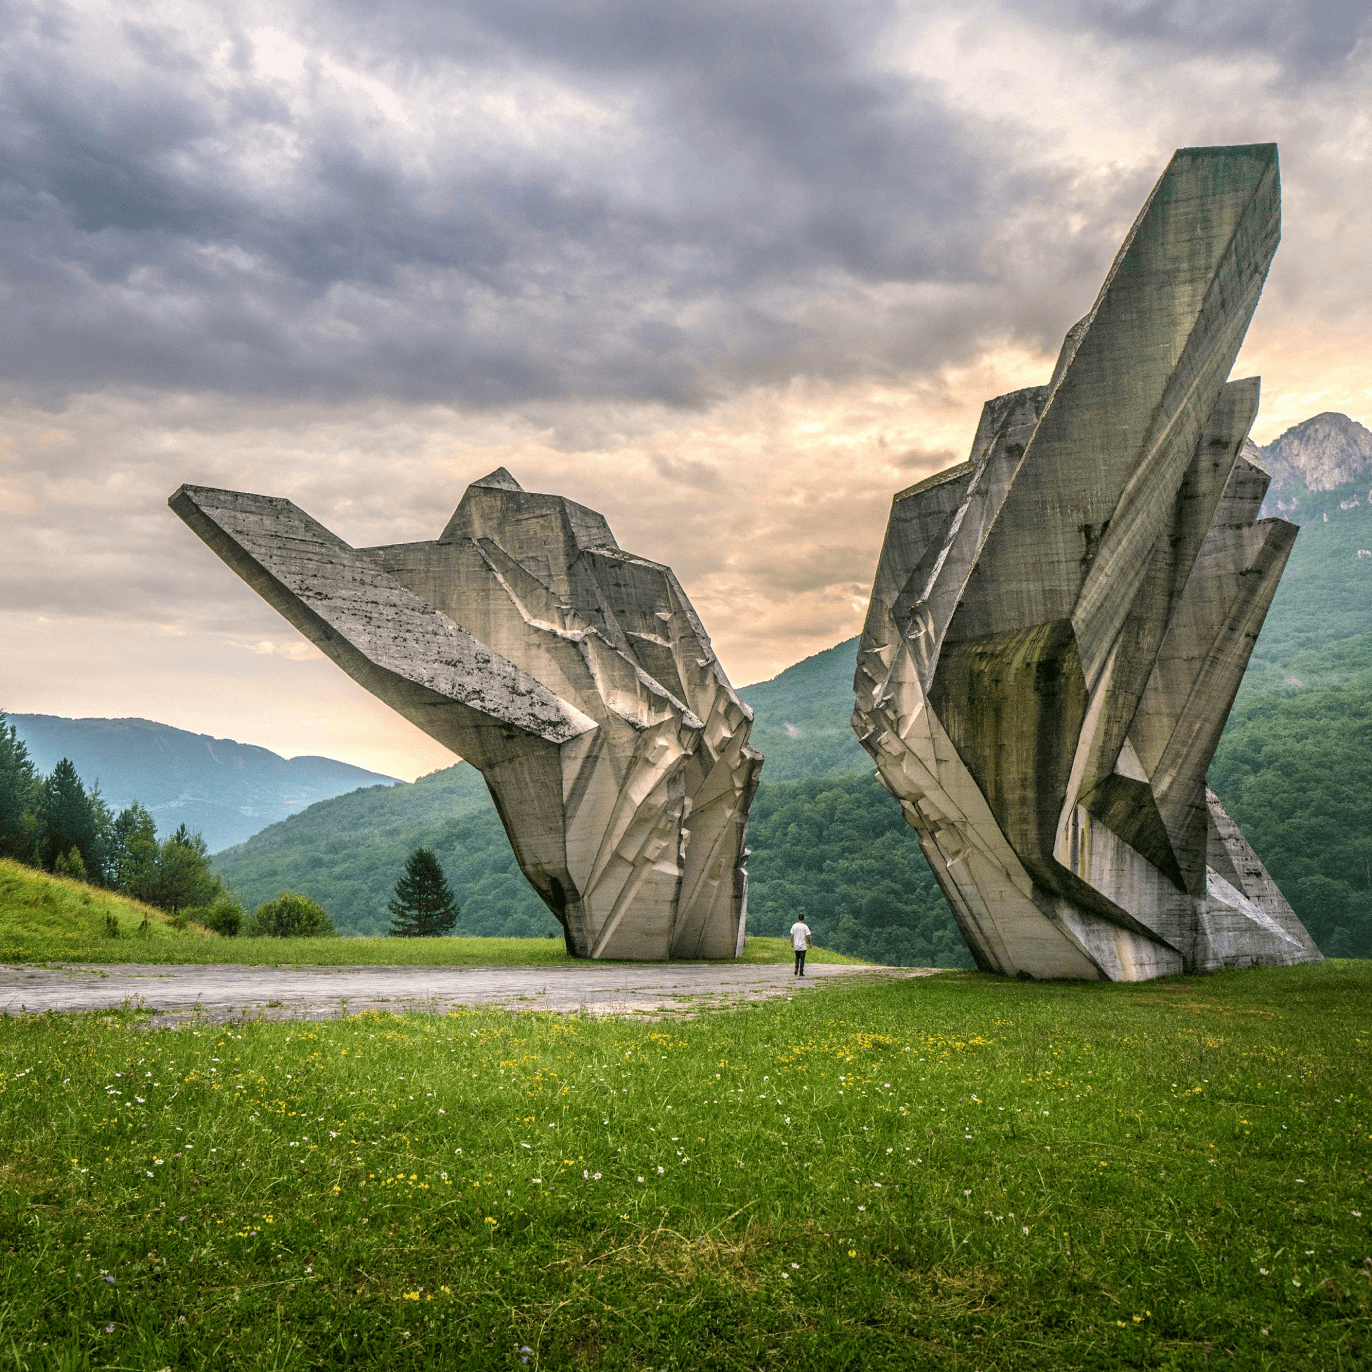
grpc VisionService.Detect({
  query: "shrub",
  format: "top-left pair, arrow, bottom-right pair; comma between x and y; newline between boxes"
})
248,892 -> 337,938
193,895 -> 247,938
53,846 -> 88,882
102,910 -> 119,938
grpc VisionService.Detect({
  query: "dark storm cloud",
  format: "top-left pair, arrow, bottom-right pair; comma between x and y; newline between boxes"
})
338,0 -> 993,277
1012,0 -> 1372,79
0,0 -> 1037,407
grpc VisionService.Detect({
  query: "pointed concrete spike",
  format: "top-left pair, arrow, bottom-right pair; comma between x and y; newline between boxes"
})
470,467 -> 524,491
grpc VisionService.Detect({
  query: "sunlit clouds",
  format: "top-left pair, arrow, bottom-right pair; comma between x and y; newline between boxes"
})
2,0 -> 1369,778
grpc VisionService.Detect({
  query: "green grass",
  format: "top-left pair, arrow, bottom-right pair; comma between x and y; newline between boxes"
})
2,934 -> 863,969
0,861 -> 867,968
1,962 -> 1367,1369
0,859 -> 215,963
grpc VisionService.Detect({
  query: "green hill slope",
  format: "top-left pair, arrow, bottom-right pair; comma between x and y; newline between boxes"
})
1203,489 -> 1372,957
739,639 -> 866,781
1210,629 -> 1372,959
0,858 -> 218,961
210,765 -> 527,938
1243,481 -> 1372,670
743,774 -> 968,966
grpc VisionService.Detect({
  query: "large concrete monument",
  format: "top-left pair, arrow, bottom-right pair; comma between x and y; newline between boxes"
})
171,472 -> 762,959
853,144 -> 1322,981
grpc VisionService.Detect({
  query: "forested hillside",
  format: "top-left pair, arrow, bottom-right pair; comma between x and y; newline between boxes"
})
1210,628 -> 1372,960
211,765 -> 544,938
212,764 -> 973,965
744,775 -> 969,966
738,639 -> 866,780
1241,483 -> 1372,667
1199,480 -> 1372,958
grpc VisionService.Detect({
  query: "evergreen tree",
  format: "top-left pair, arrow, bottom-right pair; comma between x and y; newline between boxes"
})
0,712 -> 40,861
38,758 -> 98,874
154,826 -> 220,913
388,847 -> 459,937
53,847 -> 88,881
110,803 -> 159,895
86,782 -> 116,886
108,808 -> 219,913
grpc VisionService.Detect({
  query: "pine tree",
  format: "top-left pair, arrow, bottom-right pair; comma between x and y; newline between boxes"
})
110,803 -> 159,895
38,758 -> 98,874
86,782 -> 115,885
388,848 -> 459,937
53,846 -> 88,881
154,826 -> 219,914
0,713 -> 40,861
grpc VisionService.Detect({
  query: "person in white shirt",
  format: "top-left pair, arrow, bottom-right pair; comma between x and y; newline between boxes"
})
789,918 -> 812,976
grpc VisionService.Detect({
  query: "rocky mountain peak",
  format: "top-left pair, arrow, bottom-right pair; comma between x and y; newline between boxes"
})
1260,412 -> 1372,494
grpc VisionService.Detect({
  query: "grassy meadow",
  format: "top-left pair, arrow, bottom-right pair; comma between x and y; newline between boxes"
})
0,860 -> 865,970
1,961 -> 1368,1369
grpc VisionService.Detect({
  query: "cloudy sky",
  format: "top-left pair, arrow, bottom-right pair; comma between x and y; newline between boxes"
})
3,0 -> 1370,780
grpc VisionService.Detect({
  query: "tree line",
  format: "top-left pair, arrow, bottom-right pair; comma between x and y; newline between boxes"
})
2,710 -> 460,940
1,710 -> 226,908
2,710 -> 326,935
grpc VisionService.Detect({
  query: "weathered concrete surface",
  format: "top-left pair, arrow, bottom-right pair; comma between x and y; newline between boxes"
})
853,144 -> 1322,982
170,471 -> 761,962
0,961 -> 933,1024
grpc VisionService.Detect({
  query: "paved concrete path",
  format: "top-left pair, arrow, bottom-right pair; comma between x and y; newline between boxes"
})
0,961 -> 937,1024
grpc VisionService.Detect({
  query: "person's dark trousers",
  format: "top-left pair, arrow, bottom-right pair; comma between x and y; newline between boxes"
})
794,949 -> 806,976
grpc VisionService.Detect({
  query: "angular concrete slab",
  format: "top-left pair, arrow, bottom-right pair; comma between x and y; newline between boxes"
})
171,475 -> 761,961
853,144 -> 1321,981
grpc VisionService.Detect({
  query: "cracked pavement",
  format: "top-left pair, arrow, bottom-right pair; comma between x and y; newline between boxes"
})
0,960 -> 938,1024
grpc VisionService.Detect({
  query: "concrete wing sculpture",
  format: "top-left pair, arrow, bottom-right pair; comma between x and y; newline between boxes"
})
170,471 -> 762,960
853,144 -> 1322,981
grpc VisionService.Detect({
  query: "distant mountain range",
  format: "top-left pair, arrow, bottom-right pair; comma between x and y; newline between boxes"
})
7,715 -> 397,853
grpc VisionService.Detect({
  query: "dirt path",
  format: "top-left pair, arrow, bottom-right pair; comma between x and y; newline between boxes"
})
0,960 -> 937,1024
